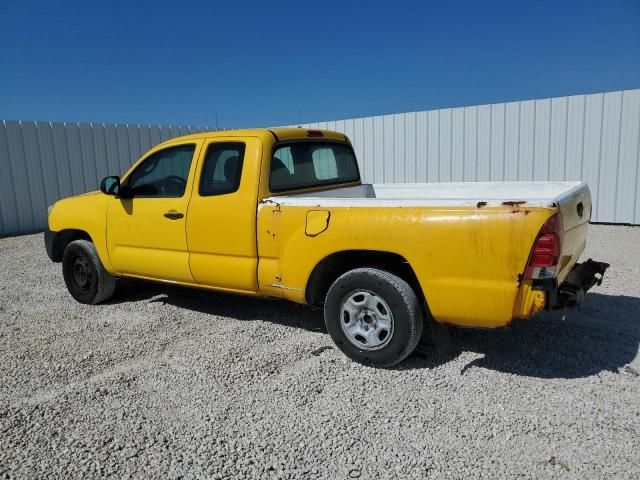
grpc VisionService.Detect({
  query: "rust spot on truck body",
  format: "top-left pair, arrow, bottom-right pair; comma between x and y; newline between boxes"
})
502,200 -> 531,214
260,199 -> 281,212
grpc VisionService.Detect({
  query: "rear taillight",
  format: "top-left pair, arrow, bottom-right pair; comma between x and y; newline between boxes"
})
524,213 -> 563,280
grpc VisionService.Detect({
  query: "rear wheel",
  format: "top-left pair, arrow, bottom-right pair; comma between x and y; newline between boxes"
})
324,268 -> 423,367
62,240 -> 116,304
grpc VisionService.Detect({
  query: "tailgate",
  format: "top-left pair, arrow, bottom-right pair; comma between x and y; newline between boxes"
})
555,182 -> 591,282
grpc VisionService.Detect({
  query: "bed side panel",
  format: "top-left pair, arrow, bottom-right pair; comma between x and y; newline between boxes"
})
257,202 -> 553,328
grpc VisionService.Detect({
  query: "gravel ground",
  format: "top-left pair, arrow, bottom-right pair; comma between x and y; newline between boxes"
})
0,224 -> 639,479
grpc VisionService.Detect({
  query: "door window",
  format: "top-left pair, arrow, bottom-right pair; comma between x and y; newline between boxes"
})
125,144 -> 195,197
199,142 -> 246,196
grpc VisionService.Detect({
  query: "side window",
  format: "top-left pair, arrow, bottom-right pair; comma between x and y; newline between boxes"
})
199,142 -> 246,196
126,144 -> 195,197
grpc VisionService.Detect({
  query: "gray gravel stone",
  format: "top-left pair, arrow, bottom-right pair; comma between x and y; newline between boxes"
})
0,225 -> 639,479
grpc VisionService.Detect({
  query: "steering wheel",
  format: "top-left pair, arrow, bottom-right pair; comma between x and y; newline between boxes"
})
161,175 -> 187,195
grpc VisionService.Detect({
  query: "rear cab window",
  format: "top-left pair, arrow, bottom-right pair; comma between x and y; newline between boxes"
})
269,142 -> 360,192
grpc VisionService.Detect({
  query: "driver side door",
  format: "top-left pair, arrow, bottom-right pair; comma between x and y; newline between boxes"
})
106,140 -> 202,282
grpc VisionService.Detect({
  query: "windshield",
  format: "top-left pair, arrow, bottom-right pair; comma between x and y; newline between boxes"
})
270,142 -> 360,192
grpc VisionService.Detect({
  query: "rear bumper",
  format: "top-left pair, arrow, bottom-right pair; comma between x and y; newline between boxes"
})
534,258 -> 609,309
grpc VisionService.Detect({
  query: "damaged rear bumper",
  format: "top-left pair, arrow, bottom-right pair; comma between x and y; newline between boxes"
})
534,259 -> 610,309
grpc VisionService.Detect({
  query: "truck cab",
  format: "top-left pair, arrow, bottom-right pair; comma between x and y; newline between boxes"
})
46,128 -> 356,292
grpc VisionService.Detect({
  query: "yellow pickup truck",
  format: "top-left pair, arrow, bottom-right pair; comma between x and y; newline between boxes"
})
45,128 -> 608,366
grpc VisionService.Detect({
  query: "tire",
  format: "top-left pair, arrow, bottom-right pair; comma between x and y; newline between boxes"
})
62,240 -> 116,304
324,268 -> 423,367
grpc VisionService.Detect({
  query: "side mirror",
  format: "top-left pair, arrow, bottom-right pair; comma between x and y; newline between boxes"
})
99,176 -> 121,196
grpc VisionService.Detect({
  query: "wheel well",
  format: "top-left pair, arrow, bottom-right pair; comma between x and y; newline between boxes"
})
50,229 -> 93,262
305,250 -> 424,307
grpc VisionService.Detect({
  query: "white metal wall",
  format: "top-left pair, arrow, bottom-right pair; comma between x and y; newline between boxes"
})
0,121 -> 211,237
1,89 -> 639,237
298,89 -> 640,225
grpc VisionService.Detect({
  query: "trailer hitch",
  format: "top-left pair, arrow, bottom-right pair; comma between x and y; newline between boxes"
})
554,259 -> 610,309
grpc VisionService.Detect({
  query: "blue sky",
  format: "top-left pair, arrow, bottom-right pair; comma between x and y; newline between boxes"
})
1,0 -> 639,128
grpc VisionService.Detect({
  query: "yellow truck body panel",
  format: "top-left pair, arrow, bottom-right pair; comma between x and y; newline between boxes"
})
257,202 -> 552,327
47,127 -> 598,331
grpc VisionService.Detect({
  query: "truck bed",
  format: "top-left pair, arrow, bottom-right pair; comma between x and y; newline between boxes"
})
268,181 -> 588,209
270,181 -> 591,262
259,182 -> 591,312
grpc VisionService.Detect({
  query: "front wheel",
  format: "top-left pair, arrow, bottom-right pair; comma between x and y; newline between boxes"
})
62,240 -> 116,304
324,268 -> 423,367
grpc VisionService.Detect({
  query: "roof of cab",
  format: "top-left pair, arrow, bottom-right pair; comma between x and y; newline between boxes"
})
156,127 -> 348,147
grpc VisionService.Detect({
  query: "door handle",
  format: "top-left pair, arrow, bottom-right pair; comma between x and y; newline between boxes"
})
164,211 -> 184,220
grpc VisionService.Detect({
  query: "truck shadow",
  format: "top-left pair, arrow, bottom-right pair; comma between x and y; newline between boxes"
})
408,292 -> 640,379
110,283 -> 639,379
109,279 -> 327,334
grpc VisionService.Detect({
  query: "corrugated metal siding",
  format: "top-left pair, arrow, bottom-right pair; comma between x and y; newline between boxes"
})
1,89 -> 639,237
297,89 -> 640,224
0,121 -> 211,237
